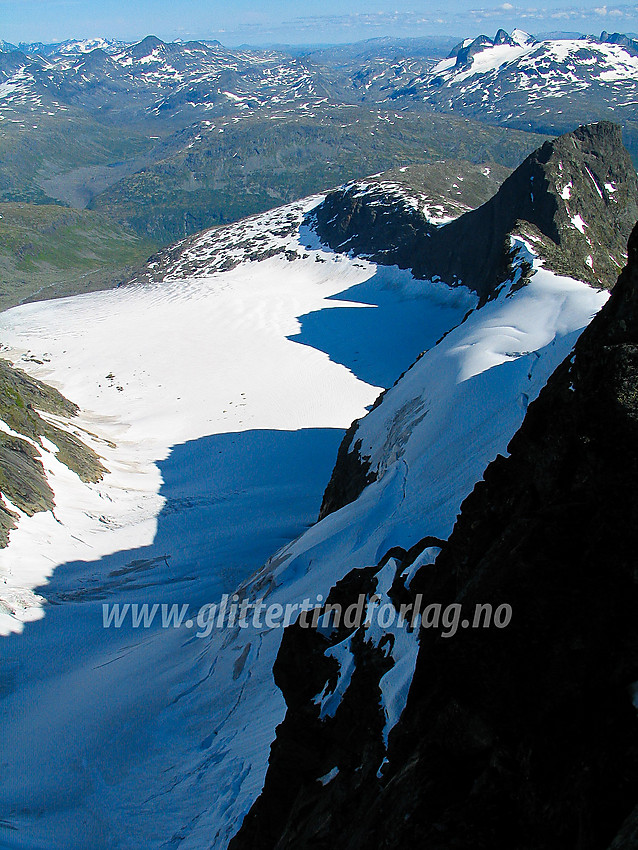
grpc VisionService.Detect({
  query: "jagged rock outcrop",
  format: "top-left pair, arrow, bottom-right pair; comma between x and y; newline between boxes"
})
601,31 -> 638,56
315,122 -> 638,302
318,421 -> 375,521
313,185 -> 437,270
446,30 -> 535,68
231,223 -> 638,849
312,160 -> 511,276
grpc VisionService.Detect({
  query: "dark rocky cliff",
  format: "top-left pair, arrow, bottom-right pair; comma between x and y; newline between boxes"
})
311,160 -> 511,275
229,222 -> 638,850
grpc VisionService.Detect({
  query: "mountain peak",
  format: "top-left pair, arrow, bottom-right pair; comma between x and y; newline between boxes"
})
129,34 -> 165,59
450,28 -> 535,67
314,122 -> 638,301
409,121 -> 638,298
600,29 -> 638,55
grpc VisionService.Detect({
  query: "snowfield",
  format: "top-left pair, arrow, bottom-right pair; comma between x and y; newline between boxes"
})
0,197 -> 474,848
0,194 -> 608,848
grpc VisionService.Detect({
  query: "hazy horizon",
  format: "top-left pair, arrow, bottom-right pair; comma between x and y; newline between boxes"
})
2,0 -> 637,48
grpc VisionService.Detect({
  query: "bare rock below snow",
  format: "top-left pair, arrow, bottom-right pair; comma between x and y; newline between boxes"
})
0,359 -> 107,547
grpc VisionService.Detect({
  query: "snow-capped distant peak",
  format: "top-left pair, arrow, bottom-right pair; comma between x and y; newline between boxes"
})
434,29 -> 538,80
56,38 -> 129,55
428,26 -> 638,116
1,36 -> 130,56
510,28 -> 534,46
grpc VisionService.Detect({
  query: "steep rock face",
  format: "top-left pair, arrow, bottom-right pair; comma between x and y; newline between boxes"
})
601,31 -> 638,56
319,121 -> 638,521
232,223 -> 638,849
313,184 -> 437,269
229,561 -> 392,850
312,160 -> 512,270
316,122 -> 637,302
317,420 -> 375,522
418,120 -> 638,296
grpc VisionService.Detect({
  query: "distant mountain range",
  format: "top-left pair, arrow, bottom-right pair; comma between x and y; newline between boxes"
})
2,28 -> 638,133
0,37 -> 130,55
1,27 -> 638,302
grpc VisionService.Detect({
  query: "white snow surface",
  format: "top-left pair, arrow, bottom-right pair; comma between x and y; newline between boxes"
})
0,196 -> 608,848
290,244 -> 607,762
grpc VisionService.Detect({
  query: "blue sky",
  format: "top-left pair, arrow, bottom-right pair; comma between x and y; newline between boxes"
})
2,0 -> 637,45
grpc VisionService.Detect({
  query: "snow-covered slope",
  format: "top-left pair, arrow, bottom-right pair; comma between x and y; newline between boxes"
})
1,262 -> 604,847
232,221 -> 638,850
396,30 -> 638,133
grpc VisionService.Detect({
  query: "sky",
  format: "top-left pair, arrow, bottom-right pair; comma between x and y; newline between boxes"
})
1,0 -> 637,46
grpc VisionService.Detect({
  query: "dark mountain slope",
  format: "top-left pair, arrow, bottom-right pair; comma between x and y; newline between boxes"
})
315,121 -> 638,300
310,159 -> 510,270
230,222 -> 638,849
345,218 -> 638,850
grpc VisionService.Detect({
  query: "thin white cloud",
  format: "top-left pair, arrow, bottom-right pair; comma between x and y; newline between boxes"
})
469,2 -> 638,20
190,2 -> 638,44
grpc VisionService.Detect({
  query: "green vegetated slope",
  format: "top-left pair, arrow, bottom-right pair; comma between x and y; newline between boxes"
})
0,358 -> 107,546
0,104 -> 545,304
0,202 -> 157,311
0,110 -> 157,205
89,108 -> 548,244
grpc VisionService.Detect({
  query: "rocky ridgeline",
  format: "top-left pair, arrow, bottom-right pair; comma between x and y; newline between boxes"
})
128,201 -> 311,284
318,121 -> 638,522
312,160 -> 510,271
315,122 -> 638,302
130,161 -> 510,286
230,218 -> 638,850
